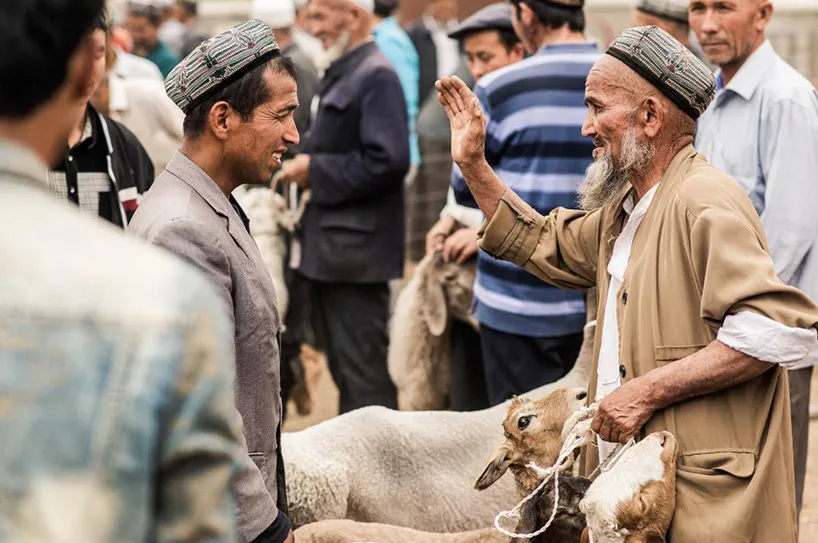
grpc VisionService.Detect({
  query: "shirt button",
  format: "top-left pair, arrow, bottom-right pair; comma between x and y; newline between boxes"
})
619,365 -> 627,378
67,155 -> 73,162
622,292 -> 628,305
69,187 -> 76,194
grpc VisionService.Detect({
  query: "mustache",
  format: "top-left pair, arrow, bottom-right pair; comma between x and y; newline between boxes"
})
592,137 -> 604,148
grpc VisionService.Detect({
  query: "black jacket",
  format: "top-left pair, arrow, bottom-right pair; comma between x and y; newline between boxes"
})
300,41 -> 410,284
101,112 -> 155,226
408,21 -> 439,108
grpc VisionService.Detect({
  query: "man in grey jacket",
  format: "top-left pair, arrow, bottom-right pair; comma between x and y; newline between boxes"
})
129,20 -> 300,543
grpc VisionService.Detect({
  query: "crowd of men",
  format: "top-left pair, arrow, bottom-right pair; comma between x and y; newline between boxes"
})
2,0 -> 817,541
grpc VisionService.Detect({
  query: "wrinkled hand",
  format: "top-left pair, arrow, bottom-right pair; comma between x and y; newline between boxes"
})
277,154 -> 310,188
284,530 -> 295,543
592,377 -> 657,444
426,215 -> 456,254
442,227 -> 479,264
435,76 -> 486,166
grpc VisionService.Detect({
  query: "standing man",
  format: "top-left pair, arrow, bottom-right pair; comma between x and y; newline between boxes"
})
409,0 -> 460,106
450,0 -> 600,405
632,0 -> 707,61
437,26 -> 818,540
278,0 -> 410,414
174,0 -> 211,58
373,0 -> 421,182
129,20 -> 300,543
691,0 -> 818,522
126,2 -> 180,77
0,0 -> 242,540
47,12 -> 155,228
425,2 -> 525,411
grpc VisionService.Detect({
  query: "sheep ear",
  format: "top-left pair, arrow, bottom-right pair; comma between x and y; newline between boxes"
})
474,444 -> 515,491
422,263 -> 448,337
580,528 -> 591,543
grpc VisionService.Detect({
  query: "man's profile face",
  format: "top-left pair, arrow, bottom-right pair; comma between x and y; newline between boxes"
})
126,14 -> 158,54
228,69 -> 300,186
310,0 -> 350,51
462,30 -> 524,81
688,0 -> 767,69
81,29 -> 108,103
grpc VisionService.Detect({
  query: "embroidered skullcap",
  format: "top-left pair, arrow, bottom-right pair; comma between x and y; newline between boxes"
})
605,26 -> 716,120
635,0 -> 689,24
165,19 -> 281,114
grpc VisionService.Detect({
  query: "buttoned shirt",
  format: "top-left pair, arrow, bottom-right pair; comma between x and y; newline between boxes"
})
696,40 -> 818,369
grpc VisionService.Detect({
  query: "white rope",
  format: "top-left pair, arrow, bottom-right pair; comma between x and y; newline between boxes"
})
492,403 -> 636,539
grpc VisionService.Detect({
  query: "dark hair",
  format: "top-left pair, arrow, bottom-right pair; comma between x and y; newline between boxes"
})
91,6 -> 111,33
127,2 -> 162,27
458,27 -> 522,53
0,0 -> 105,118
178,0 -> 197,17
511,0 -> 585,33
374,0 -> 397,18
183,54 -> 298,137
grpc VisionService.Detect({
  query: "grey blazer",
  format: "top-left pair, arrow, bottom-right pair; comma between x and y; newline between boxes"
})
129,151 -> 283,542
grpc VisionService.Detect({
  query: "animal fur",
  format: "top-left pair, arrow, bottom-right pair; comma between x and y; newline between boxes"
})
387,251 -> 477,411
294,520 -> 504,543
511,474 -> 591,543
283,320 -> 596,531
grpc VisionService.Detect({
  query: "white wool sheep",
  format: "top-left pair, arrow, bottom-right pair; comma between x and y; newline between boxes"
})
294,520 -> 504,543
283,320 -> 596,531
388,252 -> 478,411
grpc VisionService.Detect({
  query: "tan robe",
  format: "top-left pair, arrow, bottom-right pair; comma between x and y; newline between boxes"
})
478,145 -> 818,542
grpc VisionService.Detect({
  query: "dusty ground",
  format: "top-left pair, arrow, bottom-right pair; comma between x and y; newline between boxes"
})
284,358 -> 818,541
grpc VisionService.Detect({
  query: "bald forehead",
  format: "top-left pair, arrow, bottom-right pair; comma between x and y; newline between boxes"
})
587,55 -> 654,97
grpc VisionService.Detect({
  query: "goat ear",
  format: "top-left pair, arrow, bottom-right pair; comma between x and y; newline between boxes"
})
580,528 -> 591,543
421,264 -> 448,337
474,444 -> 516,491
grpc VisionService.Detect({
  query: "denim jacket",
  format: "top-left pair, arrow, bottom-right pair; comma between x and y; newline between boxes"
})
0,140 -> 242,542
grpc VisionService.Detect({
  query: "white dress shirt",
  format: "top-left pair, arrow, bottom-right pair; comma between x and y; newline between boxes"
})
440,187 -> 484,229
596,184 -> 817,462
423,15 -> 460,79
696,40 -> 818,369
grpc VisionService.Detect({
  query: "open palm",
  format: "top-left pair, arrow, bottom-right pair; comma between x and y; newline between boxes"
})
436,77 -> 486,165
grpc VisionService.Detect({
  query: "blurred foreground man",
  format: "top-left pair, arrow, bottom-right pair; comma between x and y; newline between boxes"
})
438,26 -> 818,541
0,0 -> 242,540
130,20 -> 299,543
278,0 -> 409,414
691,0 -> 818,522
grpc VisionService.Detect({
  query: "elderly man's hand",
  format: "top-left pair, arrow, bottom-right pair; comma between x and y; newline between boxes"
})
442,227 -> 479,264
592,377 -> 657,444
426,215 -> 456,254
436,76 -> 486,166
277,154 -> 310,188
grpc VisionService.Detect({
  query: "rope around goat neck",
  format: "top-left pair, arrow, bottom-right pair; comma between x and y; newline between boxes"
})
492,403 -> 635,539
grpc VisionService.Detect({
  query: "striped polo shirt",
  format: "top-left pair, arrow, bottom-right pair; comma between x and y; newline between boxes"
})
452,42 -> 601,338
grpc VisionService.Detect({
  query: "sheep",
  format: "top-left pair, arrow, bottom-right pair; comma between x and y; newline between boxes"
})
282,320 -> 596,531
293,520 -> 504,543
579,431 -> 677,543
387,251 -> 477,411
474,388 -> 589,496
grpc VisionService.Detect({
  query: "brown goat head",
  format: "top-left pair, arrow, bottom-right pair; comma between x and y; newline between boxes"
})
474,387 -> 588,494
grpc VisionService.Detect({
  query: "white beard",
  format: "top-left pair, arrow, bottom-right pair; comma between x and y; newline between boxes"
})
578,126 -> 655,211
315,32 -> 351,77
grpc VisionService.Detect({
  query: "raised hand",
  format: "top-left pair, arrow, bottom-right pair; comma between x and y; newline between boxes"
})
435,76 -> 486,166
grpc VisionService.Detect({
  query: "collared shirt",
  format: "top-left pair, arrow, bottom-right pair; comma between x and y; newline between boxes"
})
47,108 -> 114,222
451,42 -> 601,337
596,183 -> 816,462
696,40 -> 818,369
145,41 -> 180,78
374,16 -> 421,166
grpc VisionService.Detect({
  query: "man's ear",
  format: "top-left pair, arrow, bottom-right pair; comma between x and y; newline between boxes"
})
511,42 -> 526,62
208,102 -> 233,140
642,96 -> 662,138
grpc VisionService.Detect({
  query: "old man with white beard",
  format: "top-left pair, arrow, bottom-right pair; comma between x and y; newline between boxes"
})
437,26 -> 818,541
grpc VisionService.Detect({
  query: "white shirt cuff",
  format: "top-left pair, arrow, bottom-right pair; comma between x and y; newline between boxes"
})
440,187 -> 484,229
717,311 -> 817,368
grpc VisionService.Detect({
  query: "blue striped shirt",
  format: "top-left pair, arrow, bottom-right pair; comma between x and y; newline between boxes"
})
452,43 -> 601,337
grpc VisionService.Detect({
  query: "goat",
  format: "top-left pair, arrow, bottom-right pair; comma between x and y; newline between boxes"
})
388,251 -> 477,411
283,320 -> 595,531
580,431 -> 677,543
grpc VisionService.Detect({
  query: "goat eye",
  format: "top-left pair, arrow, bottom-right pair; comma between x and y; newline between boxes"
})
518,415 -> 533,430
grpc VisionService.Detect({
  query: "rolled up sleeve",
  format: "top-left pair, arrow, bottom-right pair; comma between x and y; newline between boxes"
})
718,311 -> 817,367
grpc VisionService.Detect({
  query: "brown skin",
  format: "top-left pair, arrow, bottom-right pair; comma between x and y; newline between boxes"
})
437,58 -> 775,446
426,0 -> 458,24
688,0 -> 772,86
68,28 -> 108,149
125,13 -> 159,56
631,10 -> 691,49
0,31 -> 101,168
278,0 -> 373,188
475,388 -> 588,495
181,68 -> 300,199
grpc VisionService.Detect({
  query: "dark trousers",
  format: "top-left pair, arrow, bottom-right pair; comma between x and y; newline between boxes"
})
279,267 -> 315,421
449,320 -> 490,412
311,280 -> 397,414
480,325 -> 584,406
789,365 -> 813,521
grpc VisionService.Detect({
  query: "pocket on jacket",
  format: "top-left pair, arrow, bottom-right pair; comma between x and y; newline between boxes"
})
676,450 -> 756,478
655,344 -> 708,363
319,214 -> 376,247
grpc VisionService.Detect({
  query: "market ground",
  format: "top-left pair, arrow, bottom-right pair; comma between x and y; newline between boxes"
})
284,357 -> 818,542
